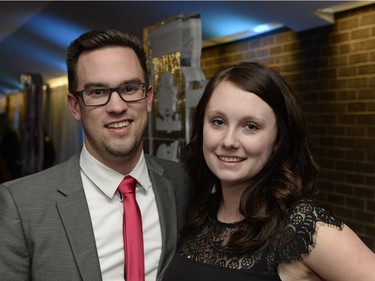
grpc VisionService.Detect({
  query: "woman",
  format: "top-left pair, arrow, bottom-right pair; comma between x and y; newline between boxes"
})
162,62 -> 375,280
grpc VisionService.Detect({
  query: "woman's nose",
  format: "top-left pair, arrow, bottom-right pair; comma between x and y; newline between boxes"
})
221,129 -> 239,149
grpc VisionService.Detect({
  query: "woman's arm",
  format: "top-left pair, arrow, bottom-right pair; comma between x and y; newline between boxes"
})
303,223 -> 375,281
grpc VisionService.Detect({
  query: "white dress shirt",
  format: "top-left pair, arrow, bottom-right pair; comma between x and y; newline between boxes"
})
80,144 -> 162,281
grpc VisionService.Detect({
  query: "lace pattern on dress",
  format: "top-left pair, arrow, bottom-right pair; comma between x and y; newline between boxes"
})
178,217 -> 266,270
178,199 -> 343,275
272,198 -> 343,270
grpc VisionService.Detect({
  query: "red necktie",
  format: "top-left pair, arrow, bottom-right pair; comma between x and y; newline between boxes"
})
118,176 -> 145,281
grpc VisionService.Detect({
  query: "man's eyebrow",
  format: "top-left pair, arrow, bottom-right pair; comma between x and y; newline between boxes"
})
82,78 -> 144,89
82,82 -> 107,89
119,78 -> 144,85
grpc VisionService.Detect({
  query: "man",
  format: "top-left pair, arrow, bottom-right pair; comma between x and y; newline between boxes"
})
0,29 -> 188,281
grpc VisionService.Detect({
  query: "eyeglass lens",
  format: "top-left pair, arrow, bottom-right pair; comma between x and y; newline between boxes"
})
82,83 -> 146,106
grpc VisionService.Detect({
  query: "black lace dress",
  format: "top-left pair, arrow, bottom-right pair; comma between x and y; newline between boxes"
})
162,199 -> 343,281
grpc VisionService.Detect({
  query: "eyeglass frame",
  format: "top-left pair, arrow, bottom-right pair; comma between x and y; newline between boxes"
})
74,82 -> 149,107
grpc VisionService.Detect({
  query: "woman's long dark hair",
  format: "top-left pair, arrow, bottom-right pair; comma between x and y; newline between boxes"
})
182,62 -> 319,251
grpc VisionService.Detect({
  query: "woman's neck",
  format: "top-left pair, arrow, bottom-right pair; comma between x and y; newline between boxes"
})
217,185 -> 245,223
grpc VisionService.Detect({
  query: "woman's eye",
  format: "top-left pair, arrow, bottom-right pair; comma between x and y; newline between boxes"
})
212,118 -> 225,126
245,123 -> 258,131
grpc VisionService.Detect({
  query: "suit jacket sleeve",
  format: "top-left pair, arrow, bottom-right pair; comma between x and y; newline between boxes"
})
0,184 -> 30,280
0,153 -> 102,281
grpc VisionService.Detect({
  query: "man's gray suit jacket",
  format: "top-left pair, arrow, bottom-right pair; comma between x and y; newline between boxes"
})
0,153 -> 189,281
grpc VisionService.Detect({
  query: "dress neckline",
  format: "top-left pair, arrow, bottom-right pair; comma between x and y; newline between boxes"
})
209,215 -> 244,228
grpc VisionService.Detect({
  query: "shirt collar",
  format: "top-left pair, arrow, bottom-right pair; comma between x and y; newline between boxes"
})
80,144 -> 149,199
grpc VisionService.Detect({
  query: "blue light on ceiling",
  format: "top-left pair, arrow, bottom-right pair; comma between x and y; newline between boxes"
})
202,13 -> 262,39
1,14 -> 87,93
0,76 -> 22,93
26,14 -> 87,48
6,38 -> 66,72
0,68 -> 23,93
253,24 -> 274,34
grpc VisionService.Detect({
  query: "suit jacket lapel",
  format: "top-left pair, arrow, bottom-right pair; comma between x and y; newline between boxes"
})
145,156 -> 178,278
55,154 -> 102,281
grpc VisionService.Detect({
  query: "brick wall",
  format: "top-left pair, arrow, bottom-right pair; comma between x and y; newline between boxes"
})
200,4 -> 375,250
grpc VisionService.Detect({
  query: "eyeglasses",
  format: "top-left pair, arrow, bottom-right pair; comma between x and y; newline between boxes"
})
75,82 -> 148,107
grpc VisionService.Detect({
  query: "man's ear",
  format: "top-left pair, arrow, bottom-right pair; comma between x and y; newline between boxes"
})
146,86 -> 154,113
67,93 -> 82,121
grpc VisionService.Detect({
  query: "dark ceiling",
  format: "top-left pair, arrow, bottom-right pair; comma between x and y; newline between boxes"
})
0,1 -> 369,94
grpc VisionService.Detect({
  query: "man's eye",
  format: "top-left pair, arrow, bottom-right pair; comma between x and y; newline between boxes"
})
122,85 -> 139,94
87,89 -> 105,96
125,86 -> 135,93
